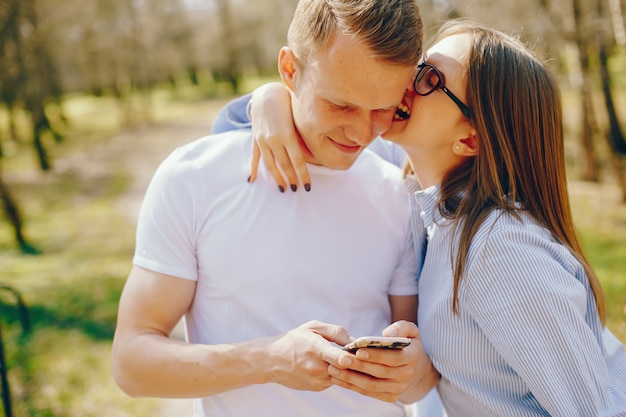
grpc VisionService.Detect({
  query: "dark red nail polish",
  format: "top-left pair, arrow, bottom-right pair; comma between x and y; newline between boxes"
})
304,183 -> 311,192
290,184 -> 297,192
279,185 -> 285,193
247,175 -> 251,183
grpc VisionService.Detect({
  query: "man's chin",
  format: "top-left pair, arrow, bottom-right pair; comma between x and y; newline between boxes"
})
323,155 -> 361,171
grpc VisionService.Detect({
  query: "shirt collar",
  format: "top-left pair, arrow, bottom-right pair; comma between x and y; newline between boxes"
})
403,174 -> 442,228
413,183 -> 441,228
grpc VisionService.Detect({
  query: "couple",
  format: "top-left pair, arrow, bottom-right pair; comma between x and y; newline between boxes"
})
111,0 -> 626,415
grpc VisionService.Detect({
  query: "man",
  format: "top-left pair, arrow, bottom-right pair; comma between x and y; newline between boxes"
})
111,0 -> 438,416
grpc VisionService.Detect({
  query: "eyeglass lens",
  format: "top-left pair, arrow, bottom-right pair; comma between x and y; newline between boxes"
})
415,65 -> 441,96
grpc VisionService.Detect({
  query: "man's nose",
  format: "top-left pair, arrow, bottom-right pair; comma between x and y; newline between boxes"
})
344,110 -> 391,145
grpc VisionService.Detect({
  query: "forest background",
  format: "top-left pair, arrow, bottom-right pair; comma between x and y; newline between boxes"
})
0,0 -> 625,416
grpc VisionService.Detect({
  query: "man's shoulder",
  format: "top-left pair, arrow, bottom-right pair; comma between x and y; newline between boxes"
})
153,130 -> 251,188
166,129 -> 251,165
186,129 -> 251,151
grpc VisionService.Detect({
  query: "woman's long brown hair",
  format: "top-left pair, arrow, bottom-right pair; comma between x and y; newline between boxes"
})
432,20 -> 606,322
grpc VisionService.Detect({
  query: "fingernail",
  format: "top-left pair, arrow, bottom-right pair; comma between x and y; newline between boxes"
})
338,356 -> 352,367
304,183 -> 311,192
279,185 -> 285,193
247,175 -> 251,183
357,350 -> 369,360
290,184 -> 297,192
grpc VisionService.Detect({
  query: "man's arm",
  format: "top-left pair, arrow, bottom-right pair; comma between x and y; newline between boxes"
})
111,266 -> 353,398
390,295 -> 418,324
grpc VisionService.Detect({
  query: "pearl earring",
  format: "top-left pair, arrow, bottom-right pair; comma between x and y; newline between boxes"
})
455,145 -> 460,150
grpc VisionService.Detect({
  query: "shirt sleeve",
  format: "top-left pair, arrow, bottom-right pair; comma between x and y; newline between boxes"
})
387,218 -> 419,296
463,222 -> 610,416
211,94 -> 252,133
133,148 -> 202,281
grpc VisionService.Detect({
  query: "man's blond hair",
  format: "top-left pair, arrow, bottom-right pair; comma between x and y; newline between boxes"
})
287,0 -> 423,67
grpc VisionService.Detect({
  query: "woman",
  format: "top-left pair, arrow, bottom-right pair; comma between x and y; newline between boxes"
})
215,19 -> 626,416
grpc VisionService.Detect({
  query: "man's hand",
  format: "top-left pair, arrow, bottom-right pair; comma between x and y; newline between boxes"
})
327,320 -> 440,403
267,320 -> 354,391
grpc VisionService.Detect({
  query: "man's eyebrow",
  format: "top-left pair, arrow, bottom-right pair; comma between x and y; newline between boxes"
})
325,97 -> 353,106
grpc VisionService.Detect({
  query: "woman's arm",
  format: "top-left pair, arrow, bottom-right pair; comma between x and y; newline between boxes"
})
467,225 -> 612,415
211,82 -> 408,191
211,94 -> 253,133
247,82 -> 311,192
211,82 -> 310,192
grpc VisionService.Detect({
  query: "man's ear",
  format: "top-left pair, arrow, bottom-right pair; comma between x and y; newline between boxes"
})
454,130 -> 478,156
278,47 -> 298,91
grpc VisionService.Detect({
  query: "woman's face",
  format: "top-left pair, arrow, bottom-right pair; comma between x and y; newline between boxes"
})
384,33 -> 472,160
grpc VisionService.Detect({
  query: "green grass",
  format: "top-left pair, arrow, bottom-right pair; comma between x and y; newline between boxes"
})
0,81 -> 624,415
0,165 -> 157,416
569,180 -> 626,340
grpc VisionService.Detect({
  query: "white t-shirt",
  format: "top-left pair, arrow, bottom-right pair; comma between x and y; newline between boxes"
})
133,129 -> 417,417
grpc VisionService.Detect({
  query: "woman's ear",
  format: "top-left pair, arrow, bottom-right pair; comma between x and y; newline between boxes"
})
278,47 -> 298,91
453,130 -> 478,156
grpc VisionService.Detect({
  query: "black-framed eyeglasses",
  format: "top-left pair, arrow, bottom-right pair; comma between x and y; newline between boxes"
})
414,62 -> 471,118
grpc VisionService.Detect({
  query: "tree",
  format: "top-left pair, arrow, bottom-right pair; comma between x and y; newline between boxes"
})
0,173 -> 38,254
19,0 -> 65,171
0,0 -> 39,253
592,0 -> 626,201
572,0 -> 602,181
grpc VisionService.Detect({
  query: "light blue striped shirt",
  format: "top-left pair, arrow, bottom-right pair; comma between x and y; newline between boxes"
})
409,183 -> 626,417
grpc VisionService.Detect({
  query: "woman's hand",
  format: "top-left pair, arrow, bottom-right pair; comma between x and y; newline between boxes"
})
328,321 -> 440,403
248,82 -> 312,192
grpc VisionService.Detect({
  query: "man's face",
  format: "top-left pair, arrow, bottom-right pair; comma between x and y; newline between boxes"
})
280,30 -> 416,170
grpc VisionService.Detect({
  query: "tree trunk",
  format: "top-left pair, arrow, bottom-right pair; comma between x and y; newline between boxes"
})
0,175 -> 38,254
579,88 -> 599,182
215,0 -> 241,94
572,0 -> 600,181
21,0 -> 63,170
595,0 -> 626,202
7,105 -> 19,143
598,45 -> 626,155
578,54 -> 601,181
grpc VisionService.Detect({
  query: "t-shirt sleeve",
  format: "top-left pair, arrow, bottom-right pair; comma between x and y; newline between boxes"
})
133,148 -> 201,281
387,208 -> 419,297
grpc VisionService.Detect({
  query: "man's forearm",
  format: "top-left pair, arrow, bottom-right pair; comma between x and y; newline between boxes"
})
112,332 -> 272,398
